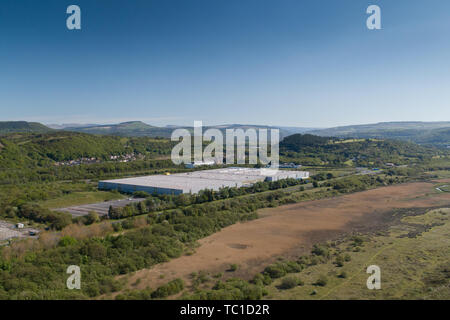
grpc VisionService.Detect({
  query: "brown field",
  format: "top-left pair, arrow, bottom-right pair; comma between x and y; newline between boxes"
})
122,179 -> 450,292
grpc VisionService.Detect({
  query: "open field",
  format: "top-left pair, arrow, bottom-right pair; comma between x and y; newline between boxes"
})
120,179 -> 450,293
264,208 -> 450,300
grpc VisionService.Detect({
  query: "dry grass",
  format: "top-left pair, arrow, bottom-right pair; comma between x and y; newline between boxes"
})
118,179 -> 450,293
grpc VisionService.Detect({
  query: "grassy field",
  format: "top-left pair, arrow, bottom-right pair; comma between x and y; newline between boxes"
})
263,208 -> 450,300
39,191 -> 125,208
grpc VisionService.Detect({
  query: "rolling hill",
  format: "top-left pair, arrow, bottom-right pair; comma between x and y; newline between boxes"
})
0,131 -> 174,169
64,121 -> 314,139
0,121 -> 52,134
64,121 -> 174,137
279,133 -> 442,167
308,121 -> 450,147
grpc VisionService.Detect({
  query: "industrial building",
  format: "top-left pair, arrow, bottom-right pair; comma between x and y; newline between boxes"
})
185,160 -> 216,169
98,167 -> 309,195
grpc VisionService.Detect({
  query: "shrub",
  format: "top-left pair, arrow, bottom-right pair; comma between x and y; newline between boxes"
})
228,264 -> 238,272
335,255 -> 344,267
59,236 -> 77,247
151,278 -> 184,299
311,244 -> 329,257
112,222 -> 123,232
85,211 -> 99,225
279,276 -> 303,290
315,275 -> 328,287
264,264 -> 287,279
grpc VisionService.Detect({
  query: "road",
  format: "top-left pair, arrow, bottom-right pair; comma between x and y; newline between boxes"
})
55,198 -> 145,217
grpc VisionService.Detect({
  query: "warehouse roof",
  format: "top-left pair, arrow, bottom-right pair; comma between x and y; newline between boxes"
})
99,167 -> 309,194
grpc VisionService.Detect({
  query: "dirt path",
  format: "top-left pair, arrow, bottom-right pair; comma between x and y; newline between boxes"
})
122,180 -> 450,291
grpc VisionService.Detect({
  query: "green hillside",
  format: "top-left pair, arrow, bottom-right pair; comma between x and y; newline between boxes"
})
65,121 -> 308,139
0,121 -> 52,134
280,134 -> 442,167
0,131 -> 174,169
66,121 -> 175,138
308,122 -> 450,147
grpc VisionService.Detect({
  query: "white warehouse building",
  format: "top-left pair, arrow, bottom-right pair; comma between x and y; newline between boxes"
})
98,167 -> 309,195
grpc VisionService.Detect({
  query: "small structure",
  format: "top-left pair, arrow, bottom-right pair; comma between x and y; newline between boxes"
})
185,161 -> 216,169
276,163 -> 302,169
16,223 -> 24,229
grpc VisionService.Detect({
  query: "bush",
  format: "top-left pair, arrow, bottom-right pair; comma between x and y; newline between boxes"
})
133,191 -> 149,198
59,236 -> 78,247
112,222 -> 123,232
335,255 -> 344,267
85,211 -> 99,225
151,278 -> 184,299
311,244 -> 329,257
315,275 -> 328,287
252,273 -> 272,286
279,276 -> 303,290
228,264 -> 238,272
264,264 -> 287,279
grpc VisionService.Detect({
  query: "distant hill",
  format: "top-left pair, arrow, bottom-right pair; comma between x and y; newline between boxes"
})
280,134 -> 330,149
46,123 -> 99,130
64,121 -> 315,139
0,121 -> 52,134
65,121 -> 174,138
308,122 -> 450,147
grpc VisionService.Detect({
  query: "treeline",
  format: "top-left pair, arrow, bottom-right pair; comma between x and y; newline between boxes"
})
3,204 -> 72,230
324,174 -> 400,193
0,159 -> 181,185
108,178 -> 305,219
115,278 -> 185,300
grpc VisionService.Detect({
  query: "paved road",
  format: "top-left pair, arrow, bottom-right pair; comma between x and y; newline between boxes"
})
55,198 -> 145,217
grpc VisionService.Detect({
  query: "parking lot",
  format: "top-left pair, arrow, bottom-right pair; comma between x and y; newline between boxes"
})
0,221 -> 40,242
55,198 -> 145,217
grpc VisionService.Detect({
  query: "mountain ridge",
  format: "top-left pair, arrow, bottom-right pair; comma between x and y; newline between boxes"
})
0,121 -> 52,134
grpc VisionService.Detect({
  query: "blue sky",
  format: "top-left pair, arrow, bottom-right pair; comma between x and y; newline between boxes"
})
1,0 -> 450,127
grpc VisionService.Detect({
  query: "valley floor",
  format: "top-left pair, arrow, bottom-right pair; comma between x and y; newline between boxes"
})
111,179 -> 450,297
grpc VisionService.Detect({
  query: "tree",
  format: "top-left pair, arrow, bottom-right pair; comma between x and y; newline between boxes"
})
59,236 -> 77,247
85,211 -> 99,225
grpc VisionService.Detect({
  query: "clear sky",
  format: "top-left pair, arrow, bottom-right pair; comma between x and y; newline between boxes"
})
1,0 -> 450,127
